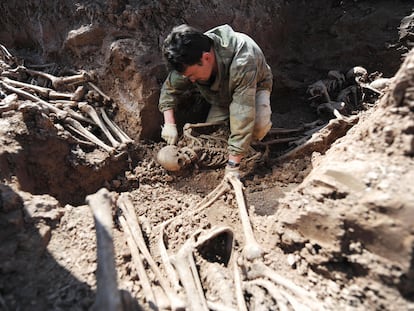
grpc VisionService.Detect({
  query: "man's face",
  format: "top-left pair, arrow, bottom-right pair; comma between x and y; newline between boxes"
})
182,51 -> 215,83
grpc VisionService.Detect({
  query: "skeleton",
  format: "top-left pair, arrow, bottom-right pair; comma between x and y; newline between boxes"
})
307,70 -> 346,105
307,66 -> 386,121
85,171 -> 323,310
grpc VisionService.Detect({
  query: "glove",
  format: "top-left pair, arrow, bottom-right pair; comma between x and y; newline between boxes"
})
161,123 -> 178,145
225,163 -> 240,179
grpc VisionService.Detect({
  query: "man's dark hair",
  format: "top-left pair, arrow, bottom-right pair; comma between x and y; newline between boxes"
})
162,24 -> 213,73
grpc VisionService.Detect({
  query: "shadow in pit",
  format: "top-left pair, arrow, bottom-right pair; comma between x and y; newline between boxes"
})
398,245 -> 414,301
8,110 -> 131,206
0,184 -> 94,311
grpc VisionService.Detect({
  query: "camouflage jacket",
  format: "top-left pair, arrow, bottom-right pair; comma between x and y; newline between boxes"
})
159,24 -> 273,156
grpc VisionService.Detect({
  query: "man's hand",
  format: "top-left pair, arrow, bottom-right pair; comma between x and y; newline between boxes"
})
161,123 -> 178,145
225,160 -> 240,178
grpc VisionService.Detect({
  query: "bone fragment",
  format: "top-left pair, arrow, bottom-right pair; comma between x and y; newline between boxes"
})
88,81 -> 112,103
86,188 -> 122,311
226,175 -> 264,260
0,93 -> 18,113
72,85 -> 87,101
0,43 -> 14,62
79,103 -> 120,147
117,194 -> 185,310
64,117 -> 114,153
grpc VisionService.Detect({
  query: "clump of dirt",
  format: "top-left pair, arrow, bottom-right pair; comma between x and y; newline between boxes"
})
0,1 -> 413,311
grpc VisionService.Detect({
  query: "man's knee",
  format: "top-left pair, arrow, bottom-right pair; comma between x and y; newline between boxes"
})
253,90 -> 272,140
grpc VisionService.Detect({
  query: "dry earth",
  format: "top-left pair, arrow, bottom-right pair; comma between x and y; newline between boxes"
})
0,1 -> 414,311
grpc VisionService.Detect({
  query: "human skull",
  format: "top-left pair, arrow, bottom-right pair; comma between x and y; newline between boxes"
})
157,145 -> 198,172
346,66 -> 368,84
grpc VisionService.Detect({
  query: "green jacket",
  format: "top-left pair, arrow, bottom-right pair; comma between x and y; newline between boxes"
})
159,24 -> 273,155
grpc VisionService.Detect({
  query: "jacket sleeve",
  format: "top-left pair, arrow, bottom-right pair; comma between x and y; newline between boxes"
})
158,70 -> 192,113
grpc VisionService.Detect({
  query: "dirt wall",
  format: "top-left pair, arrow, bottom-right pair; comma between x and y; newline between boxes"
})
1,1 -> 412,141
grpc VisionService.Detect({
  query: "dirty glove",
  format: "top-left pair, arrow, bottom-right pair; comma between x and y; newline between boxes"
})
161,123 -> 178,145
225,161 -> 240,179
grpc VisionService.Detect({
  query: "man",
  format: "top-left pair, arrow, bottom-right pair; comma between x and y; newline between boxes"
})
159,24 -> 273,177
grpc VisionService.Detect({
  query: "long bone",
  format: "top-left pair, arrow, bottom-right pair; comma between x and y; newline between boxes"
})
86,188 -> 123,311
170,231 -> 209,311
78,103 -> 120,147
100,107 -> 133,145
54,123 -> 96,147
156,180 -> 231,301
0,80 -> 67,119
21,66 -> 90,89
118,215 -> 157,309
233,254 -> 248,311
1,77 -> 77,100
226,174 -> 264,260
64,117 -> 114,153
0,80 -> 92,123
117,194 -> 185,311
158,222 -> 184,296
